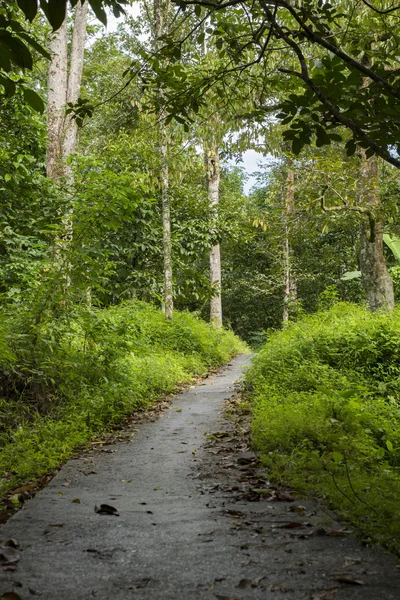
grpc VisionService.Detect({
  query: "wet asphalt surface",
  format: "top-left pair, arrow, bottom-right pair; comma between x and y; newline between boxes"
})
1,353 -> 400,600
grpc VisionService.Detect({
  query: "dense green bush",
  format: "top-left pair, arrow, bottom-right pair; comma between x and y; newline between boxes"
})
0,301 -> 246,494
247,303 -> 400,551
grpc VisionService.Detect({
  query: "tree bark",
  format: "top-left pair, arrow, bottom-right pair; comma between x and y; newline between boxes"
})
47,2 -> 88,297
206,141 -> 222,328
47,19 -> 68,180
154,0 -> 173,319
63,0 -> 88,169
358,150 -> 394,312
282,162 -> 297,324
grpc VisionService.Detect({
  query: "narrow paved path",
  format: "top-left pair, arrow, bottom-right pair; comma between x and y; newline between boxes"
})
1,354 -> 399,599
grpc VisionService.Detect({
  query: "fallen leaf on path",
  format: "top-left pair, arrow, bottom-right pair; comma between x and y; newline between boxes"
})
344,557 -> 362,567
61,482 -> 70,487
289,505 -> 306,514
131,577 -> 151,589
214,595 -> 241,600
121,479 -> 132,483
279,521 -> 304,529
275,491 -> 294,502
267,584 -> 292,592
72,498 -> 81,504
94,504 -> 119,516
48,523 -> 64,528
231,520 -> 242,527
224,509 -> 244,517
250,488 -> 272,497
315,528 -> 350,537
332,576 -> 364,585
208,577 -> 225,590
198,530 -> 214,536
235,579 -> 253,589
235,576 -> 265,589
2,539 -> 19,549
312,591 -> 337,600
0,546 -> 20,566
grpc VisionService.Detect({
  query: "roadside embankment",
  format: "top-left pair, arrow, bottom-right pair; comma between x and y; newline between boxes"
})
246,302 -> 400,552
0,301 -> 246,501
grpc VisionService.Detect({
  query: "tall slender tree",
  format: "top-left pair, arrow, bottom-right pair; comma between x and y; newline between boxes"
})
358,152 -> 394,311
63,0 -> 88,175
153,0 -> 173,319
47,19 -> 68,180
206,138 -> 222,328
47,0 -> 88,178
282,159 -> 297,324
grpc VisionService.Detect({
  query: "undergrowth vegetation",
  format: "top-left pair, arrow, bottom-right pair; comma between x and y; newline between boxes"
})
246,303 -> 400,552
0,301 -> 246,497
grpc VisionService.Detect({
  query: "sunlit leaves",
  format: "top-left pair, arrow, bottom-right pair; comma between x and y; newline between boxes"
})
0,0 -> 128,107
65,97 -> 94,127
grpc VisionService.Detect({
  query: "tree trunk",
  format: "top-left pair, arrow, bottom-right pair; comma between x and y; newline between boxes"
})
47,3 -> 88,297
47,19 -> 68,180
154,0 -> 173,319
206,141 -> 222,328
282,162 -> 297,324
358,150 -> 394,312
63,0 -> 88,170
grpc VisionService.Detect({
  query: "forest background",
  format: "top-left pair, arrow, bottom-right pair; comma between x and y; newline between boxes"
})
2,0 -> 400,552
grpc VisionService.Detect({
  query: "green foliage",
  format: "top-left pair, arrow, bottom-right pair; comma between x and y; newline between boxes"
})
0,301 -> 246,494
0,0 -> 128,106
247,303 -> 400,551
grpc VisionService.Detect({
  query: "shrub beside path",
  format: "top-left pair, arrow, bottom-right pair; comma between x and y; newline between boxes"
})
0,354 -> 399,599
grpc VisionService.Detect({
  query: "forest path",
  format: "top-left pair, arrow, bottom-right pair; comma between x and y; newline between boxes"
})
1,354 -> 399,600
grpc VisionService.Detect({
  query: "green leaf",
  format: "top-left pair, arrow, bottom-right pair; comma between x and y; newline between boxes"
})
328,133 -> 342,142
345,138 -> 356,157
18,32 -> 51,60
332,451 -> 343,464
386,440 -> 394,453
5,36 -> 33,70
383,234 -> 400,262
292,137 -> 304,155
89,0 -> 108,26
17,0 -> 39,21
47,0 -> 67,30
315,125 -> 330,147
341,270 -> 361,281
0,74 -> 16,98
23,87 -> 45,113
0,47 -> 11,72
